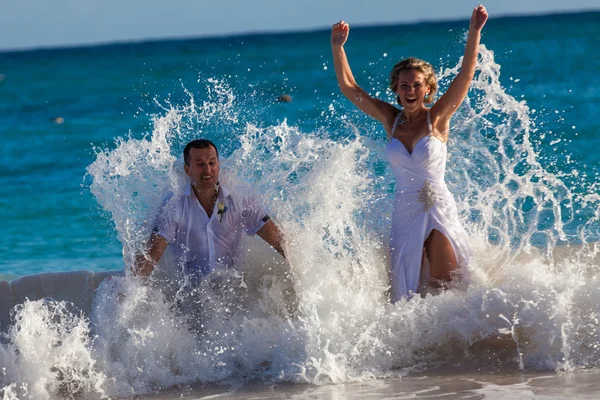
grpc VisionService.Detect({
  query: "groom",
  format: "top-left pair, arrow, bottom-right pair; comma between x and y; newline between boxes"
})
134,139 -> 286,281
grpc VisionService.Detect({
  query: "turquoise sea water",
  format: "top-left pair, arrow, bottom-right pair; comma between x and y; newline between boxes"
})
1,11 -> 598,277
2,11 -> 600,399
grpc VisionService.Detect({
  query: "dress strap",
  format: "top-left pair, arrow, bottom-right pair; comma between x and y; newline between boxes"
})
426,109 -> 433,135
390,111 -> 403,140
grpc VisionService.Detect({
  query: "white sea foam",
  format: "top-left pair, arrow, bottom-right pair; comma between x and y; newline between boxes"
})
2,47 -> 600,399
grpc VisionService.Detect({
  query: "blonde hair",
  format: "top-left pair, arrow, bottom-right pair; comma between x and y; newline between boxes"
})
389,57 -> 438,105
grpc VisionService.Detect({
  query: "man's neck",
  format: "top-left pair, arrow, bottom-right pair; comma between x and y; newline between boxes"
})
192,184 -> 218,216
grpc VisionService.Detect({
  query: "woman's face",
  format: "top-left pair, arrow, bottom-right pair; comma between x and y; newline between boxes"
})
396,70 -> 430,111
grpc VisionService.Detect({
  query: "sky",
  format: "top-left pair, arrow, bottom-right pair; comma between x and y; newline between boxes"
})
2,0 -> 599,51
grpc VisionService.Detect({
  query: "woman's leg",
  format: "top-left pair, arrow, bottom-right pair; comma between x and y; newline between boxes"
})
424,229 -> 457,282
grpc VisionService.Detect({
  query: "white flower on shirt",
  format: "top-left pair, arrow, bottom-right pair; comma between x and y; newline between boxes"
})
217,202 -> 228,223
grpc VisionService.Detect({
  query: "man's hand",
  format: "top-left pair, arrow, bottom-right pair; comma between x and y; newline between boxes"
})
257,220 -> 286,259
133,253 -> 155,276
132,233 -> 169,277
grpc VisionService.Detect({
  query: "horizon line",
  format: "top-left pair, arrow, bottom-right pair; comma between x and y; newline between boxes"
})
1,8 -> 598,55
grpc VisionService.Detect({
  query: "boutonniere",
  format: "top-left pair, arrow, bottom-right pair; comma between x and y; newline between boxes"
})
217,202 -> 228,223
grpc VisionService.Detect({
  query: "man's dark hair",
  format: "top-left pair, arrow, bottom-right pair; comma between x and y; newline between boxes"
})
183,139 -> 219,166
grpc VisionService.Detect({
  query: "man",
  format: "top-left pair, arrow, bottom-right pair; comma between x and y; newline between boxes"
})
134,139 -> 286,280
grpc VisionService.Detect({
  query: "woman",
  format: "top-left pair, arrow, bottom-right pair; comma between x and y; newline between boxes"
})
331,5 -> 488,302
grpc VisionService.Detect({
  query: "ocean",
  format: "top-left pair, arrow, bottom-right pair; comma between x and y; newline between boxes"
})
1,10 -> 600,399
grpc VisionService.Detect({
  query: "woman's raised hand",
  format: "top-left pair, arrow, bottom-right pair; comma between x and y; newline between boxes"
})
331,20 -> 350,48
469,5 -> 488,32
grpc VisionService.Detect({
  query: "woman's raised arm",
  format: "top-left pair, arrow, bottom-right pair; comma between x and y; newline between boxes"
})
331,21 -> 397,135
431,5 -> 488,131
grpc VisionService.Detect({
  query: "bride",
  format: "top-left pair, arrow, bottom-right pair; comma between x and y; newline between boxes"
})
331,5 -> 488,302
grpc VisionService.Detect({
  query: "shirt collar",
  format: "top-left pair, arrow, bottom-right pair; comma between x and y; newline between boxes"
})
185,182 -> 230,202
218,183 -> 230,201
184,183 -> 193,197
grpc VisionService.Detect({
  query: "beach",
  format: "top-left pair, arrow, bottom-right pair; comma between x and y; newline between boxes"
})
135,370 -> 600,399
1,11 -> 600,399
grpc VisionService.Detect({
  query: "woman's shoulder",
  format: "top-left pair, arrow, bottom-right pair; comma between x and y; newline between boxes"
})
427,106 -> 451,141
383,107 -> 403,136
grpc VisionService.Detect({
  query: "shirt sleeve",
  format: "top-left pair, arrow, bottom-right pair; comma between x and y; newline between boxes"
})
240,196 -> 271,236
153,193 -> 179,243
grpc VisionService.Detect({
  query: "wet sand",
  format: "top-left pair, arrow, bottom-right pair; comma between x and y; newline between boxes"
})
135,369 -> 600,399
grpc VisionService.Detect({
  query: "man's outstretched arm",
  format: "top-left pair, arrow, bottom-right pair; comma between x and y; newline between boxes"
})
257,220 -> 286,258
257,220 -> 300,318
133,232 -> 169,276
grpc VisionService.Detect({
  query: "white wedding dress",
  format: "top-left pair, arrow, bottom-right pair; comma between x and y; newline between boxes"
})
385,110 -> 472,302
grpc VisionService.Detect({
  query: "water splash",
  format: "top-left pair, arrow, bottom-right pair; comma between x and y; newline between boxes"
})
0,300 -> 107,399
3,46 -> 600,398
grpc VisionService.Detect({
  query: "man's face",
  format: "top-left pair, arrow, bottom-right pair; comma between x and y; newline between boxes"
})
184,146 -> 220,190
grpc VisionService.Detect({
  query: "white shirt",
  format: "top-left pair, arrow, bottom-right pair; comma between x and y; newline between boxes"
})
154,183 -> 270,279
